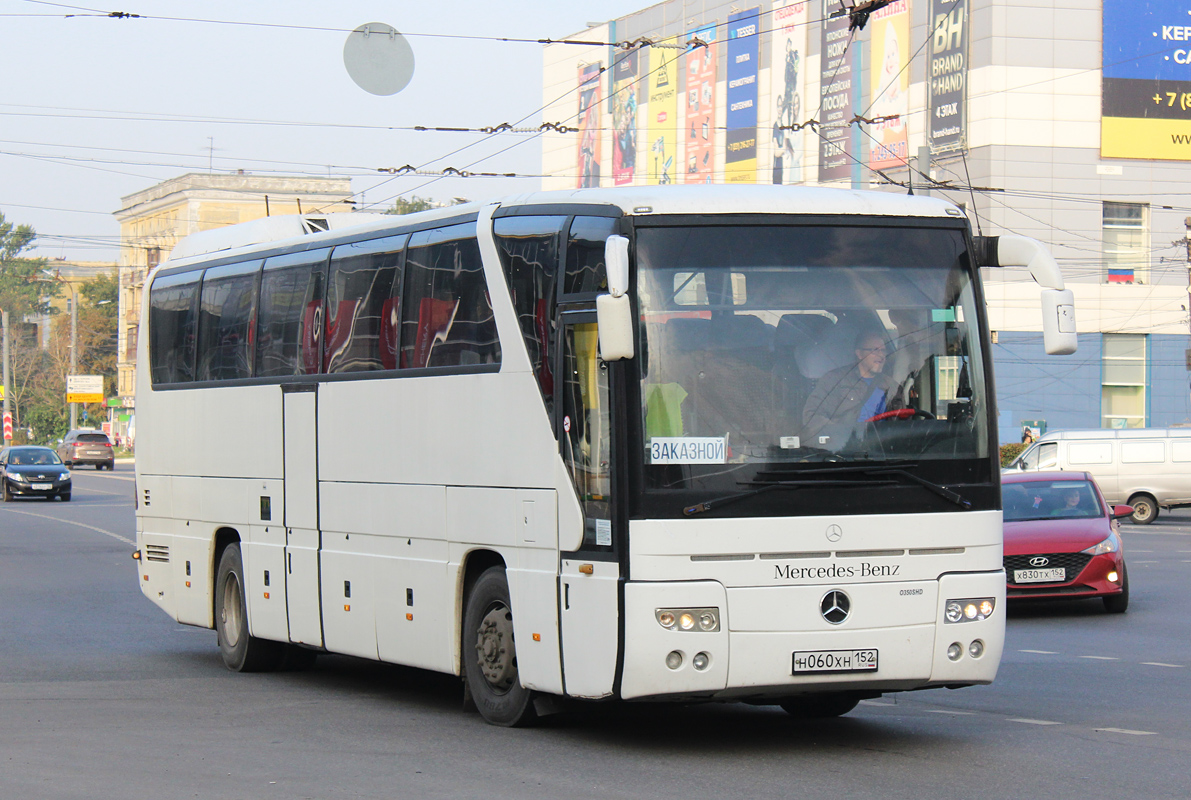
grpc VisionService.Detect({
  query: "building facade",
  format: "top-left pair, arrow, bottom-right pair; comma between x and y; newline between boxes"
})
542,0 -> 1191,440
112,173 -> 356,421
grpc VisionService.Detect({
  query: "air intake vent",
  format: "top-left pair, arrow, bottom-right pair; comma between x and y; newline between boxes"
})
302,217 -> 330,233
145,544 -> 170,563
141,489 -> 151,507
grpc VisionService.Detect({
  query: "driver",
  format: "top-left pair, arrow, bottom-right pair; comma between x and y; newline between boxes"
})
802,330 -> 897,445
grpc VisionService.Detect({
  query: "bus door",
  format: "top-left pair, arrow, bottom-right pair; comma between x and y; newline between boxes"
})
281,383 -> 323,647
558,317 -> 620,698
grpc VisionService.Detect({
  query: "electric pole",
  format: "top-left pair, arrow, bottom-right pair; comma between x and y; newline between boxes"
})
70,290 -> 78,430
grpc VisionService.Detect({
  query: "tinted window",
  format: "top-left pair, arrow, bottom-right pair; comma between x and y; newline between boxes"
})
76,434 -> 110,443
325,235 -> 406,373
1003,480 -> 1104,521
400,224 -> 500,369
495,216 -> 565,413
197,262 -> 260,381
148,271 -> 201,385
564,216 -> 617,295
257,250 -> 328,378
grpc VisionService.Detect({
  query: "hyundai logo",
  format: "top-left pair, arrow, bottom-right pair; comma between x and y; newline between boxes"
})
1029,556 -> 1050,567
820,590 -> 851,625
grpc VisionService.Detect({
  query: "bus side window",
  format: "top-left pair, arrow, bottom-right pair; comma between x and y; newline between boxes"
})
196,262 -> 260,382
494,215 -> 566,420
148,272 -> 200,385
257,263 -> 323,377
400,226 -> 500,369
564,216 -> 617,296
324,235 -> 404,373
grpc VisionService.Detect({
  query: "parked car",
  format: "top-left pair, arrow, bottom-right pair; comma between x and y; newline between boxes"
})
1004,427 -> 1191,525
1002,471 -> 1131,613
0,446 -> 72,502
57,429 -> 115,470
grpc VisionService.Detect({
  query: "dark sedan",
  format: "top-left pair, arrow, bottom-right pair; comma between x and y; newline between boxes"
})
1003,471 -> 1130,613
0,446 -> 73,502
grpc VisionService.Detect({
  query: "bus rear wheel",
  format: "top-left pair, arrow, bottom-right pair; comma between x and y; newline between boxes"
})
215,543 -> 284,672
779,693 -> 863,719
462,566 -> 536,727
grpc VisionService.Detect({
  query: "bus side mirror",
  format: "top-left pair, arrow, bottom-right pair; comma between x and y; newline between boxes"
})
597,235 -> 635,361
976,234 -> 1077,356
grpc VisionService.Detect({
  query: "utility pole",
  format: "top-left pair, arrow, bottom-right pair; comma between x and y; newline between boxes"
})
2,309 -> 10,444
70,290 -> 78,430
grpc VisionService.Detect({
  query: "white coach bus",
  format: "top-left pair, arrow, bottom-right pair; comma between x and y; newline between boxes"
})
133,186 -> 1076,726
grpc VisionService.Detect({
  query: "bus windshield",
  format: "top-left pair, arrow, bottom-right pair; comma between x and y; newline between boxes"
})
636,223 -> 989,487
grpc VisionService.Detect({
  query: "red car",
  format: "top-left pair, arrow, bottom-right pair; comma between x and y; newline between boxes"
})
1002,471 -> 1131,613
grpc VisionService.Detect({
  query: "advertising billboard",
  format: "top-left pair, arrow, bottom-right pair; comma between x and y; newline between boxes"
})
819,2 -> 856,182
725,8 -> 761,183
928,0 -> 967,154
647,38 -> 679,184
770,1 -> 808,184
684,24 -> 717,184
1102,0 -> 1191,160
577,63 -> 602,188
612,49 -> 639,185
869,1 -> 911,170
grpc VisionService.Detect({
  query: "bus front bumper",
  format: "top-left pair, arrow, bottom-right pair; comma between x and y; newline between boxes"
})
620,572 -> 1005,701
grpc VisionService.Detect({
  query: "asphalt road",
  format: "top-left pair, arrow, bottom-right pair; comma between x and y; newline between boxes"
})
2,466 -> 1189,799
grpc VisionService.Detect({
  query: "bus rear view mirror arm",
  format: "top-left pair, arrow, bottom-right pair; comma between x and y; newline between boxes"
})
975,234 -> 1077,356
597,235 -> 635,361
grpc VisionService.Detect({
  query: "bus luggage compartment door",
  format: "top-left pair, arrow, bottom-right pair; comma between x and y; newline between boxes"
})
282,385 -> 323,647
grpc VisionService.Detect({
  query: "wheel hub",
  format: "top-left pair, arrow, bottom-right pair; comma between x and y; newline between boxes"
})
475,604 -> 517,691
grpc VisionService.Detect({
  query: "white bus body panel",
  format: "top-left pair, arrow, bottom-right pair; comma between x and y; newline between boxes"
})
560,559 -> 620,698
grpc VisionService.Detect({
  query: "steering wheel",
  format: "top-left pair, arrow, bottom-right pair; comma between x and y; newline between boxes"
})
866,408 -> 936,423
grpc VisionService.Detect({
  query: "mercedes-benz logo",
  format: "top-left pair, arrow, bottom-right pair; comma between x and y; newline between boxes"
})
820,590 -> 851,625
825,524 -> 843,543
1029,556 -> 1050,567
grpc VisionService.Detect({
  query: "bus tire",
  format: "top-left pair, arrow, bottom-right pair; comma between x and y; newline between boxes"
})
1127,494 -> 1158,525
779,693 -> 863,719
215,543 -> 284,672
462,566 -> 536,727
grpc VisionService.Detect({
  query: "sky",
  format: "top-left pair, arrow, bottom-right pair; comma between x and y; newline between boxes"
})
0,0 -> 649,263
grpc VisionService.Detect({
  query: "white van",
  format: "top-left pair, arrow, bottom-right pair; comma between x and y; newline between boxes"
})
1006,428 -> 1191,524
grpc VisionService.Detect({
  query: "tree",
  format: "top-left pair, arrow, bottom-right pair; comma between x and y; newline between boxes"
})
0,212 -> 57,318
384,196 -> 470,215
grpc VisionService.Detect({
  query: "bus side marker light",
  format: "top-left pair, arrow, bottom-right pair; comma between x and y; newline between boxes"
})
344,605 -> 351,612
264,592 -> 270,600
185,581 -> 190,588
131,550 -> 141,561
579,564 -> 594,575
406,613 -> 413,621
532,633 -> 541,642
143,575 -> 148,581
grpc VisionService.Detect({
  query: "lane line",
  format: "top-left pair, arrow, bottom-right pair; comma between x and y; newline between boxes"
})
1008,718 -> 1062,726
1094,728 -> 1157,736
1019,649 -> 1059,655
1079,656 -> 1119,661
0,507 -> 134,545
926,709 -> 976,715
1141,662 -> 1184,668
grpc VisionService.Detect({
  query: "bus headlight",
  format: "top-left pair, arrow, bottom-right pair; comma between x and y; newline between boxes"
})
656,607 -> 720,632
945,598 -> 995,623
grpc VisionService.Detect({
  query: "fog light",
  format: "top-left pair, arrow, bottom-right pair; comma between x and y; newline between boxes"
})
679,613 -> 695,630
692,652 -> 710,671
968,639 -> 984,659
658,611 -> 675,628
1107,571 -> 1119,583
666,650 -> 683,670
947,642 -> 963,661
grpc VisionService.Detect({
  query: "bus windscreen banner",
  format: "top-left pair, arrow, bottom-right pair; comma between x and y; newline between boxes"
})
928,0 -> 967,154
1102,0 -> 1191,160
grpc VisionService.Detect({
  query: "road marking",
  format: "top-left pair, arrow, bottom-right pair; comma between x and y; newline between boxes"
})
1094,728 -> 1156,736
926,709 -> 976,715
1079,656 -> 1119,661
1130,549 -> 1154,553
1141,662 -> 1184,668
1008,718 -> 1062,726
1133,560 -> 1159,563
859,700 -> 895,706
0,507 -> 134,545
1019,649 -> 1059,655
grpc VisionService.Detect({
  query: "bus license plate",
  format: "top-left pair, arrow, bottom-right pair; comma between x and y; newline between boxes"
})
1014,568 -> 1065,584
793,649 -> 878,674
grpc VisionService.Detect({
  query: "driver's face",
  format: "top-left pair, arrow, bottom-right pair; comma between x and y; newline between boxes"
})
856,336 -> 887,378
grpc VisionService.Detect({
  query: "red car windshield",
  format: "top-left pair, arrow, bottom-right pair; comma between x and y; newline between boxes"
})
1004,480 -> 1103,522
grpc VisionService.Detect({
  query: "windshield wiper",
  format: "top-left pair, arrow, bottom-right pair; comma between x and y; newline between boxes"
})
682,463 -> 972,516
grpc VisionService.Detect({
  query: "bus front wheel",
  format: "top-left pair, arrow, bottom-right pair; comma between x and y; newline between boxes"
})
215,543 -> 284,672
462,566 -> 536,727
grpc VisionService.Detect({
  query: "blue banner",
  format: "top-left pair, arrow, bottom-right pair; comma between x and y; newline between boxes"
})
725,7 -> 761,181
